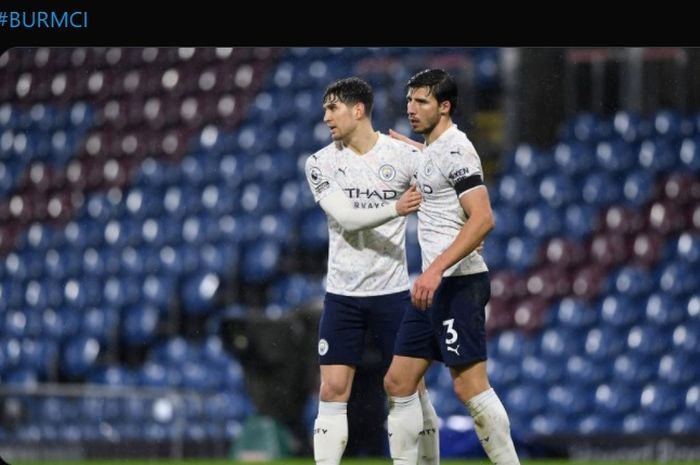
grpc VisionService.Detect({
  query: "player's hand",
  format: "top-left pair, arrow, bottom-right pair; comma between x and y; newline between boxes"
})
411,267 -> 442,310
395,184 -> 421,216
476,240 -> 485,254
389,129 -> 424,151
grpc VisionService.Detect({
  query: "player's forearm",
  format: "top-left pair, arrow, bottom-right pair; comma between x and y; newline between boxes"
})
320,192 -> 399,232
429,213 -> 494,274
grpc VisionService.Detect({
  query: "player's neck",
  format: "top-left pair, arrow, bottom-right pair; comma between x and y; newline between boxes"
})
344,126 -> 379,155
424,118 -> 453,146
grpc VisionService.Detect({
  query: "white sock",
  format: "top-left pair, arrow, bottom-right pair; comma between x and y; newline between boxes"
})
465,388 -> 520,465
418,390 -> 440,465
314,401 -> 348,465
387,392 -> 423,465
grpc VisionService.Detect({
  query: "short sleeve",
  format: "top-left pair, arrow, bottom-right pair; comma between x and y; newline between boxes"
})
305,152 -> 340,203
441,144 -> 484,196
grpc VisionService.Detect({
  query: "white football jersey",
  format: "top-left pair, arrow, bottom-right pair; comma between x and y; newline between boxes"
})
305,133 -> 420,296
416,125 -> 489,277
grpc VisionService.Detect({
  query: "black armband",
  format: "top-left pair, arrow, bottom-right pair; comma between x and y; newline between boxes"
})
454,174 -> 483,196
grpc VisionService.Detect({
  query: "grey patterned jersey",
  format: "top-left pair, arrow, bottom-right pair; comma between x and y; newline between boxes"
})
415,125 -> 489,277
305,133 -> 420,296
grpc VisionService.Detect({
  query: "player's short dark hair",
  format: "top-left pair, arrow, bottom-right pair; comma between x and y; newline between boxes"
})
323,77 -> 374,116
407,69 -> 458,115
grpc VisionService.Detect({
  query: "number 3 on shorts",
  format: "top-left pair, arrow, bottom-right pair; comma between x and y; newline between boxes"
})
442,318 -> 458,344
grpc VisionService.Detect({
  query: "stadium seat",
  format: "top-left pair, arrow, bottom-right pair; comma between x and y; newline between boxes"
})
565,354 -> 608,385
553,141 -> 595,176
121,304 -> 159,346
599,293 -> 643,328
657,352 -> 698,385
547,384 -> 594,416
622,412 -> 667,433
672,321 -> 700,354
555,298 -> 598,329
639,383 -> 683,416
595,383 -> 639,417
521,354 -> 563,384
678,137 -> 700,172
613,351 -> 656,384
505,383 -> 546,417
585,327 -> 626,360
595,139 -> 635,173
637,139 -> 678,175
60,336 -> 101,379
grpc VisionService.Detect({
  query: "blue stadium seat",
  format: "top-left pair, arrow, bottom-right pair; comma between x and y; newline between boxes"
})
658,352 -> 698,386
492,330 -> 538,361
620,169 -> 655,208
181,272 -> 220,315
547,384 -> 594,417
675,232 -> 700,264
3,367 -> 40,386
564,204 -> 599,239
538,328 -> 584,360
553,141 -> 595,176
672,321 -> 700,354
585,327 -> 625,360
81,306 -> 118,343
298,208 -> 328,251
139,361 -> 175,388
581,172 -> 621,206
87,365 -> 137,386
613,352 -> 655,384
613,266 -> 653,297
566,354 -> 609,386
640,383 -> 683,416
623,412 -> 667,433
670,412 -> 700,433
678,137 -> 700,172
522,204 -> 563,239
486,358 -> 521,388
627,324 -> 671,356
521,354 -> 563,384
595,383 -> 639,416
60,336 -> 101,379
638,139 -> 678,175
599,294 -> 643,329
505,383 -> 546,417
659,262 -> 698,296
555,298 -> 598,329
121,304 -> 159,346
511,144 -> 554,177
530,411 -> 571,434
645,292 -> 686,326
490,204 -> 523,239
505,236 -> 541,272
538,173 -> 577,208
498,174 -> 537,207
577,414 -> 620,434
563,113 -> 599,143
595,139 -> 635,173
238,180 -> 280,214
653,110 -> 683,140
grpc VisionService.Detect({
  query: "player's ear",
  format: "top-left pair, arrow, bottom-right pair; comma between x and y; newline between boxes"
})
439,100 -> 451,116
354,102 -> 365,119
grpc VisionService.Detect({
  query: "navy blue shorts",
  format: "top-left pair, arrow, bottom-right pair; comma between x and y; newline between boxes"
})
394,272 -> 490,367
318,290 -> 411,366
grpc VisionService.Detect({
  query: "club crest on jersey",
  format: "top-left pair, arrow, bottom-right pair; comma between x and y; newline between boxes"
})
310,167 -> 323,185
318,338 -> 329,356
379,164 -> 396,181
423,160 -> 435,176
